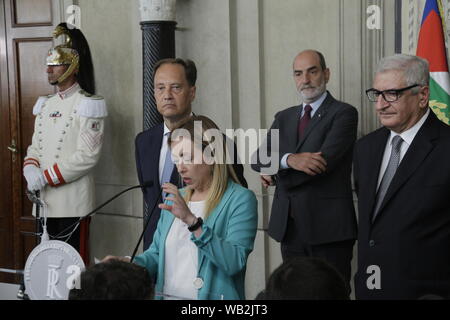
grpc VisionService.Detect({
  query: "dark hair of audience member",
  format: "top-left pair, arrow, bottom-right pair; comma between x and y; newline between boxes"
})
69,260 -> 154,300
256,257 -> 349,300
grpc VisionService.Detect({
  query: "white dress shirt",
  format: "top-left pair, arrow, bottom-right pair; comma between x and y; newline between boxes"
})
376,108 -> 430,189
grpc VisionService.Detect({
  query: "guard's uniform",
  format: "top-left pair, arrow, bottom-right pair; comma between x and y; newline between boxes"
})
24,84 -> 107,218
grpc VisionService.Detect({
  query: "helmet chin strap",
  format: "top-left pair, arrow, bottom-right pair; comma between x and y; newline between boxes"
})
54,55 -> 79,85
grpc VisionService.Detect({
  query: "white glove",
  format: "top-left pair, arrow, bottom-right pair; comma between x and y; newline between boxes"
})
23,165 -> 47,191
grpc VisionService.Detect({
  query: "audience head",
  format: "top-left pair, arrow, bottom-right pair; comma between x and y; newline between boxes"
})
68,260 -> 154,300
257,257 -> 349,300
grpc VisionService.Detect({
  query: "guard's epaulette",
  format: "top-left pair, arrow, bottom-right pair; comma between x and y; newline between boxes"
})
79,89 -> 104,100
32,96 -> 50,115
75,91 -> 108,118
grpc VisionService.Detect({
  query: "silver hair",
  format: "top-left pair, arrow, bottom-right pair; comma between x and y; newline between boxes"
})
376,54 -> 430,93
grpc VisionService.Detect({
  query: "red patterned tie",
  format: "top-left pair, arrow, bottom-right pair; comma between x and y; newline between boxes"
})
298,105 -> 312,139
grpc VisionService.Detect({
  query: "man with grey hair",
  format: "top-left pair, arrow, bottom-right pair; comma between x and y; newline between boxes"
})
354,54 -> 450,299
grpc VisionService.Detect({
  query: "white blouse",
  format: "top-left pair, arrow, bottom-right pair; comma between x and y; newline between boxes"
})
163,200 -> 206,300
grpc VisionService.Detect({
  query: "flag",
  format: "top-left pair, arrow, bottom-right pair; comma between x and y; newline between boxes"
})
417,0 -> 450,125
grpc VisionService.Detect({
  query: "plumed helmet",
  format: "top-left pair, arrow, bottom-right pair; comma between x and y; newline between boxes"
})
46,23 -> 96,94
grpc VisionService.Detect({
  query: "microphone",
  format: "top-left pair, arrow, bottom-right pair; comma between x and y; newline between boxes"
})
130,184 -> 163,263
84,181 -> 154,220
54,181 -> 154,239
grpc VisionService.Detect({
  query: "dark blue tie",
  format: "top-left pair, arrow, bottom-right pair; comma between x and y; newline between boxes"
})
160,134 -> 174,198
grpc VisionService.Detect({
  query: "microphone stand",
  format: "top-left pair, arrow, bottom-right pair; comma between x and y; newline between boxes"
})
54,184 -> 151,240
130,190 -> 163,263
35,191 -> 40,244
20,189 -> 45,300
27,182 -> 160,265
129,177 -> 185,262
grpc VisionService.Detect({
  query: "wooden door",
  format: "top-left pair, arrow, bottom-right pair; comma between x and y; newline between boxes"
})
0,0 -> 14,284
0,0 -> 66,283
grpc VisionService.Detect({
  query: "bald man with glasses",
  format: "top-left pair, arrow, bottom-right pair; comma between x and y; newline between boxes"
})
353,54 -> 450,300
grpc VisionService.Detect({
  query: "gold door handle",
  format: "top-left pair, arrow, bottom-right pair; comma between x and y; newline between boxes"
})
8,142 -> 18,153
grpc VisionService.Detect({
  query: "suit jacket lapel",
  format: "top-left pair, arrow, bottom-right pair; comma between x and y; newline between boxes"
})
153,125 -> 164,190
197,182 -> 235,271
295,93 -> 331,151
374,113 -> 438,220
366,129 -> 390,224
284,106 -> 301,152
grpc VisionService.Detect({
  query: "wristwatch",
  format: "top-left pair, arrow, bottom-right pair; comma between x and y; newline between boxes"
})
188,217 -> 203,232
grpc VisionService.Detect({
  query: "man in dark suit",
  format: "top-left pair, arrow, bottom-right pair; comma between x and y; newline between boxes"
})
354,54 -> 450,299
135,58 -> 247,250
251,50 -> 358,288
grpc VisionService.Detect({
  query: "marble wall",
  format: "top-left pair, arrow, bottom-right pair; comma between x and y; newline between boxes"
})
76,0 -> 145,259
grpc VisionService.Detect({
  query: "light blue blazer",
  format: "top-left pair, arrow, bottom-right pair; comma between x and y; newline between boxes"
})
134,180 -> 258,300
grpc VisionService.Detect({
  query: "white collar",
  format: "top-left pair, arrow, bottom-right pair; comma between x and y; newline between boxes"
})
303,91 -> 328,112
163,113 -> 195,135
163,122 -> 171,136
57,82 -> 80,100
389,108 -> 430,146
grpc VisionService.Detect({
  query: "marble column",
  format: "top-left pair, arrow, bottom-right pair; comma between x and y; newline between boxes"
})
140,0 -> 177,131
140,0 -> 177,250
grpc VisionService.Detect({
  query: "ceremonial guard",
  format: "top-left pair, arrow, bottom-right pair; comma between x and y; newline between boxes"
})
23,23 -> 107,263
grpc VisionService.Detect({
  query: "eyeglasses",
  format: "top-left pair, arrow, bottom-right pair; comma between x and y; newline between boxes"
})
365,84 -> 420,102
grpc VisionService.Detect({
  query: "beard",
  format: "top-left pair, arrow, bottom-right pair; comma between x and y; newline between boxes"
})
298,81 -> 326,103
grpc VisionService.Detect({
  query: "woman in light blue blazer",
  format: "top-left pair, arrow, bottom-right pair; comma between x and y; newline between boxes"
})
105,116 -> 258,300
